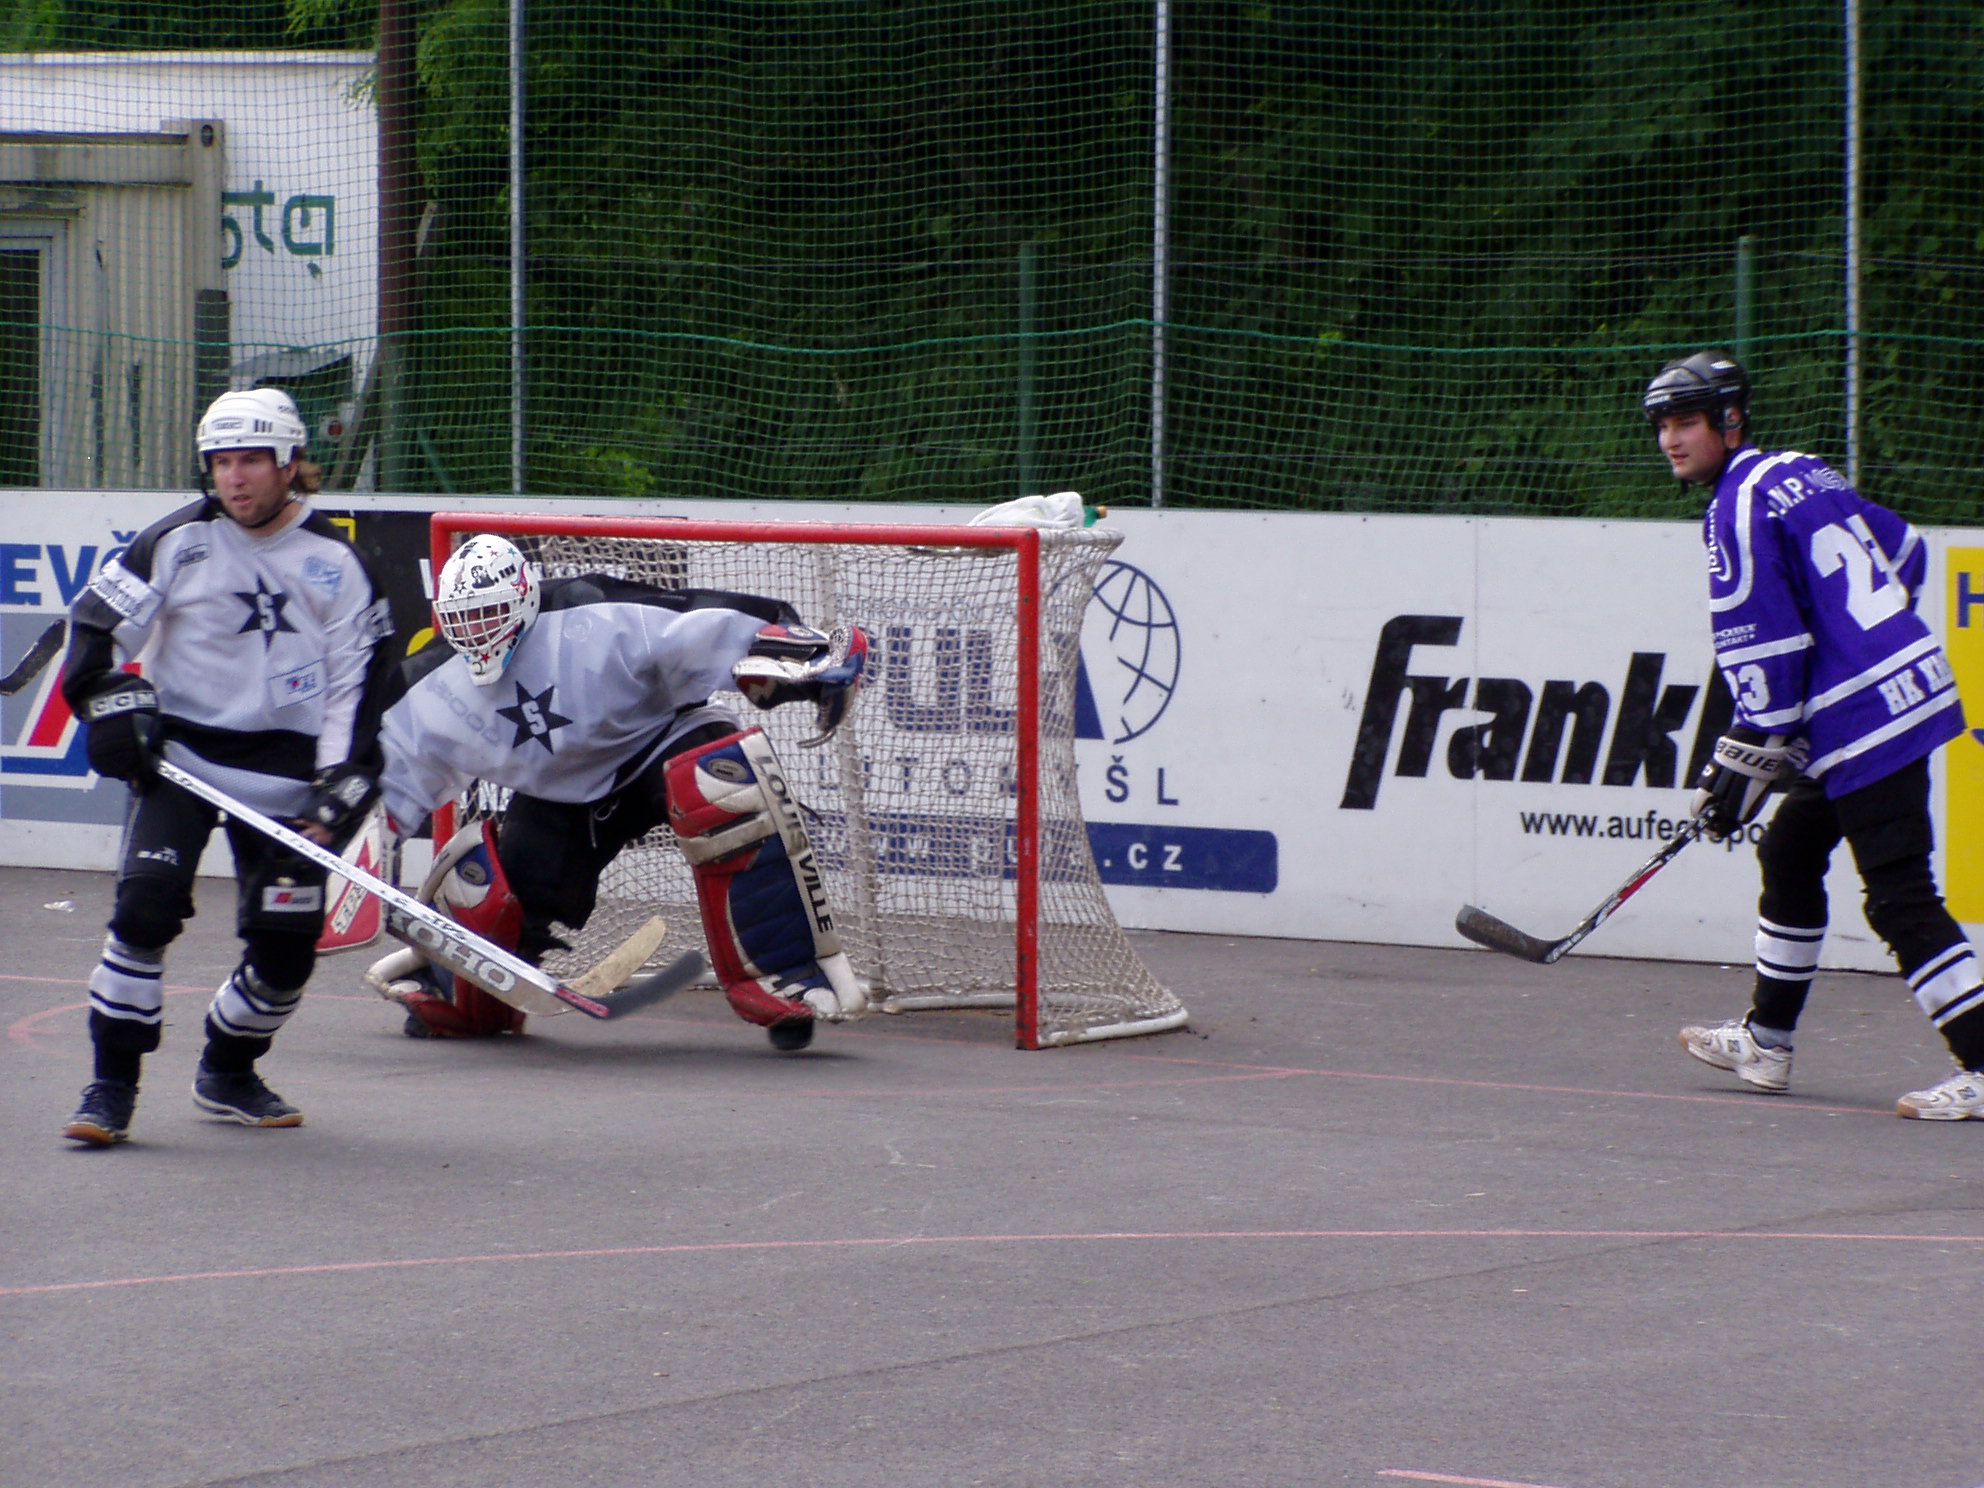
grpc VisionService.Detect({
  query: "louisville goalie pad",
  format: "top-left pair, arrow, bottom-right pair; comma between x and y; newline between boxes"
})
364,819 -> 531,1035
665,727 -> 867,1027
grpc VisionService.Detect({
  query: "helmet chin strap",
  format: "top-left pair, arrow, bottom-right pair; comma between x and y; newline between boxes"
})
239,491 -> 301,530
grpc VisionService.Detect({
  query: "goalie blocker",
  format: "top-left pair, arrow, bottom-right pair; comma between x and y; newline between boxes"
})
666,726 -> 867,1031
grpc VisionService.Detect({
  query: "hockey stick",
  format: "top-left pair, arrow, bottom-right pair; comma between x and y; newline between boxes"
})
565,915 -> 670,1001
0,619 -> 64,695
1455,823 -> 1701,964
153,758 -> 685,1020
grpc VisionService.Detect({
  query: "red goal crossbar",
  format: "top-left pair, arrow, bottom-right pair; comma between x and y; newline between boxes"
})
430,512 -> 1052,1047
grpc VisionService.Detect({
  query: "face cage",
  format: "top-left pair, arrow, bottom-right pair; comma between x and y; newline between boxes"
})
437,598 -> 523,660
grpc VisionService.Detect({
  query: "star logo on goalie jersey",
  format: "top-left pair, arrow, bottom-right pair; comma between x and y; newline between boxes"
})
234,579 -> 297,648
496,682 -> 572,754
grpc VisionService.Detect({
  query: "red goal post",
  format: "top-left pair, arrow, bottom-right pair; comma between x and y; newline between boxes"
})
429,511 -> 1186,1048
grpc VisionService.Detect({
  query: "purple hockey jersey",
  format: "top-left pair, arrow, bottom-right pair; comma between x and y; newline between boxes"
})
1704,445 -> 1962,798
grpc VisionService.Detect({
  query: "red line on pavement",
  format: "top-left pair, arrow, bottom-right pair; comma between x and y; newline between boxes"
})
1380,1471 -> 1583,1488
5,1226 -> 1981,1299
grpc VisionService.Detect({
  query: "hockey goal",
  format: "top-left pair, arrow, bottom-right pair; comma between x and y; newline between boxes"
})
430,512 -> 1187,1048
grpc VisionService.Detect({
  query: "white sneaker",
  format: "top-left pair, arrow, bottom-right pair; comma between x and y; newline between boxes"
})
1679,1018 -> 1792,1093
1895,1065 -> 1984,1121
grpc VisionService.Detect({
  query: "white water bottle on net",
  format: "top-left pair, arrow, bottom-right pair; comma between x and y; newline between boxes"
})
437,514 -> 1186,1048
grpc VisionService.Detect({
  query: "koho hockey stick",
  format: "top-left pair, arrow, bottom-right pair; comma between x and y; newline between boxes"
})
0,619 -> 65,696
1455,822 -> 1701,964
154,758 -> 700,1019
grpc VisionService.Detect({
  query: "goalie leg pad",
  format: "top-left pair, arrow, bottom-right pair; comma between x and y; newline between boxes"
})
393,820 -> 528,1036
665,728 -> 867,1025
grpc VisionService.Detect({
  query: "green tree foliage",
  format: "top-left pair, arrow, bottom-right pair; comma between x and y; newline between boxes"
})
399,0 -> 1153,501
1,0 -> 360,50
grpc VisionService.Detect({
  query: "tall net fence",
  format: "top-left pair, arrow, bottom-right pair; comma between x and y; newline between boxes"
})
3,2 -> 1981,521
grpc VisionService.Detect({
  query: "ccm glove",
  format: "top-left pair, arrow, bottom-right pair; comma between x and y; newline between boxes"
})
1691,729 -> 1806,841
76,674 -> 162,784
300,763 -> 380,846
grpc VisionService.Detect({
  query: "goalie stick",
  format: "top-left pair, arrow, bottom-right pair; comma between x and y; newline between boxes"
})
0,619 -> 64,696
153,758 -> 697,1020
1455,823 -> 1701,964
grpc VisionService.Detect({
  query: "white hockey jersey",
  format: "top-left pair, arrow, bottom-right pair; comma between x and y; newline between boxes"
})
65,497 -> 396,816
377,576 -> 789,830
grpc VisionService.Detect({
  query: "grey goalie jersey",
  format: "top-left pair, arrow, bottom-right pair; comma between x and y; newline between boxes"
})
64,497 -> 396,816
377,575 -> 793,830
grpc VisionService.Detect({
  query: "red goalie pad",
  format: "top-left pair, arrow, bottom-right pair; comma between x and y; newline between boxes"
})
406,820 -> 528,1036
665,727 -> 866,1028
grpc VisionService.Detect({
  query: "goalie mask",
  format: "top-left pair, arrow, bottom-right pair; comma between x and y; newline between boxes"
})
435,535 -> 541,686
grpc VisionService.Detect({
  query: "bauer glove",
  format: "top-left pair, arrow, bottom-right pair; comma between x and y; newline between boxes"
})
1691,728 -> 1806,841
76,673 -> 162,785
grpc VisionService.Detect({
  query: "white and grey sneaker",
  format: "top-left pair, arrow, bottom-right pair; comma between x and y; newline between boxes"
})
1679,1018 -> 1792,1093
1895,1065 -> 1984,1121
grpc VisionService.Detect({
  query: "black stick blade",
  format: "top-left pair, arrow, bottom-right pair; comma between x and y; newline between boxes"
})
597,950 -> 707,1019
1455,904 -> 1560,964
0,619 -> 65,696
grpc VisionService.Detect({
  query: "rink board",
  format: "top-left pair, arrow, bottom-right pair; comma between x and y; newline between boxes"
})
7,492 -> 1983,970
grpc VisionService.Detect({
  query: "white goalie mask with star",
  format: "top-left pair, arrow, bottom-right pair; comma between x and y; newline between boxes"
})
434,535 -> 541,686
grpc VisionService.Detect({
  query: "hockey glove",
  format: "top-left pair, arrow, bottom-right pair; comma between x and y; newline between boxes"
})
76,673 -> 162,785
1691,729 -> 1806,841
299,763 -> 381,847
732,622 -> 869,745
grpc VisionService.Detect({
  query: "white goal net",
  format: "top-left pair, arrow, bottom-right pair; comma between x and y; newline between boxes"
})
436,515 -> 1186,1048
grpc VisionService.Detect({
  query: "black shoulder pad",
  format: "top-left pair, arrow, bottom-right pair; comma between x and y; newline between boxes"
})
402,634 -> 455,687
111,497 -> 214,585
680,589 -> 799,626
541,573 -> 688,613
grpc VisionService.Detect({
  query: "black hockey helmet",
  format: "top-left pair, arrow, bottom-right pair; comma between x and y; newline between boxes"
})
1641,349 -> 1749,434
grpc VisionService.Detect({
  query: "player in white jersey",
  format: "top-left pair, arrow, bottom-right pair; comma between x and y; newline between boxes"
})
60,389 -> 398,1146
372,535 -> 868,1049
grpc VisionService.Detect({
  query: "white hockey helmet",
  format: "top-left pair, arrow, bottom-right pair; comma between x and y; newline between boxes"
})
197,387 -> 308,467
434,534 -> 540,686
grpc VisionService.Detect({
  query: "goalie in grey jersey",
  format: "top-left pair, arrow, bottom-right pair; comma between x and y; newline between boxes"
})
60,389 -> 398,1146
371,534 -> 869,1049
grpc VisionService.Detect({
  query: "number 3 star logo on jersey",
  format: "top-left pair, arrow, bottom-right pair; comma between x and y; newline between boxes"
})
497,681 -> 572,753
234,578 -> 297,648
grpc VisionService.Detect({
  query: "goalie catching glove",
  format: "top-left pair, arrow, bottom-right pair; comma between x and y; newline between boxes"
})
732,623 -> 869,746
75,673 -> 162,784
1691,728 -> 1807,841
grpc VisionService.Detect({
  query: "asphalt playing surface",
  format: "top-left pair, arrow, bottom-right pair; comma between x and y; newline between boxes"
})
3,861 -> 1981,1488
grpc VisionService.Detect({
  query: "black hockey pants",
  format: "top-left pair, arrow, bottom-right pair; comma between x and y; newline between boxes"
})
496,721 -> 735,959
94,772 -> 327,1058
1750,758 -> 1967,1029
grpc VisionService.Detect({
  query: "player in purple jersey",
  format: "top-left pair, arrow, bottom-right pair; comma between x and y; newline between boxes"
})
1641,350 -> 1984,1119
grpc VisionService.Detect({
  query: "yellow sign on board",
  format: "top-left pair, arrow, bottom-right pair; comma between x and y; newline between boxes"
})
1944,549 -> 1984,921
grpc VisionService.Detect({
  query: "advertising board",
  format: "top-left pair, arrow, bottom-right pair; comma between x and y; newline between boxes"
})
6,492 -> 1979,972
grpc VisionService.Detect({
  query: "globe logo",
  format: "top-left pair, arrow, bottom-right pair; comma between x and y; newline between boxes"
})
1084,560 -> 1181,744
